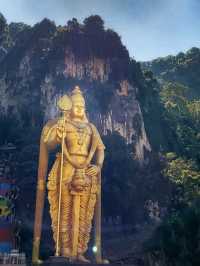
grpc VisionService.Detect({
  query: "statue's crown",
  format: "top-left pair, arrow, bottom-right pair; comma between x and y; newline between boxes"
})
71,86 -> 85,105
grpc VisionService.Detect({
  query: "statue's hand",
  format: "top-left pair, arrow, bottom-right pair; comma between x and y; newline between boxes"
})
56,119 -> 66,141
86,165 -> 100,176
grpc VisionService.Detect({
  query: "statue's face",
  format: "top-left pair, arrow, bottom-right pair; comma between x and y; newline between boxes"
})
71,102 -> 85,119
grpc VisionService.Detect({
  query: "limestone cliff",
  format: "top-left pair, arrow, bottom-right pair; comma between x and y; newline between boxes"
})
0,16 -> 151,163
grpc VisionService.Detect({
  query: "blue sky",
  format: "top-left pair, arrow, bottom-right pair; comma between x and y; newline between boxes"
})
0,0 -> 200,61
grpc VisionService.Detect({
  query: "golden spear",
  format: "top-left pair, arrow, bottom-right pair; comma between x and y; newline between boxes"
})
55,95 -> 72,256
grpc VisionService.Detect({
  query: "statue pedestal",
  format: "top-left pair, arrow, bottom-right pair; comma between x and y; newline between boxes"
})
42,256 -> 69,265
41,256 -> 112,266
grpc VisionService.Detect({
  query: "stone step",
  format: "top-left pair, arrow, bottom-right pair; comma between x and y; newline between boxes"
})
38,257 -> 135,266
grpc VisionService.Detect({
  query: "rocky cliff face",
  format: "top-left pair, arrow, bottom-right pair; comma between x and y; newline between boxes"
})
0,15 -> 151,163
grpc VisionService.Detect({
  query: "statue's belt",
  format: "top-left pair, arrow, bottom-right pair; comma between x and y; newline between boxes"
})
56,151 -> 90,168
48,153 -> 99,194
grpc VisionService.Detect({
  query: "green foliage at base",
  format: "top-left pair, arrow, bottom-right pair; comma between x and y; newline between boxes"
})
146,201 -> 200,266
145,153 -> 200,266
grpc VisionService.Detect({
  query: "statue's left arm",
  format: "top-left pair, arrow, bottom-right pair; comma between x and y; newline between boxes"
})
94,125 -> 105,172
86,124 -> 105,176
94,134 -> 105,176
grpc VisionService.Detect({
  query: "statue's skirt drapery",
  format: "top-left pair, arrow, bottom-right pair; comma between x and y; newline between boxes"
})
47,153 -> 99,257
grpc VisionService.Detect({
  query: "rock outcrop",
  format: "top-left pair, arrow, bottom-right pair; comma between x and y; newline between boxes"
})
0,16 -> 151,163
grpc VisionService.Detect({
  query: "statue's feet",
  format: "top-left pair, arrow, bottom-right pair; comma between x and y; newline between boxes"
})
77,254 -> 91,264
102,259 -> 110,264
61,247 -> 71,258
96,258 -> 110,264
32,259 -> 43,265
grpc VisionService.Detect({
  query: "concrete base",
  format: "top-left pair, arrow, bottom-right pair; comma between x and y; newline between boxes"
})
41,256 -> 114,266
42,256 -> 69,265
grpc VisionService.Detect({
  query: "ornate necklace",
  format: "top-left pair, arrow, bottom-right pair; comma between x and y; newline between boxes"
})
70,120 -> 89,146
70,120 -> 88,130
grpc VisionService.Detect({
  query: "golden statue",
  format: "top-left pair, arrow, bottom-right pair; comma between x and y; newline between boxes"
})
32,86 -> 106,264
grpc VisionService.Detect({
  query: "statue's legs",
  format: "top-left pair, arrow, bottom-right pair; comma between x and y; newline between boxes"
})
48,187 -> 96,257
60,187 -> 73,257
78,193 -> 97,254
48,184 -> 74,257
48,158 -> 98,259
48,189 -> 58,251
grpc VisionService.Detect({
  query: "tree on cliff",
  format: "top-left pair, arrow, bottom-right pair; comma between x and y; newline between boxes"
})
0,12 -> 9,47
160,82 -> 200,162
0,12 -> 6,34
67,18 -> 81,32
83,15 -> 104,33
142,47 -> 200,99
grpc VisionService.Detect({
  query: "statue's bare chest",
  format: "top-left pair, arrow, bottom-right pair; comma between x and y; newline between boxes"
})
65,122 -> 92,155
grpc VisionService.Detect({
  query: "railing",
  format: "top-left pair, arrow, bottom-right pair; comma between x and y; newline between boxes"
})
0,251 -> 26,265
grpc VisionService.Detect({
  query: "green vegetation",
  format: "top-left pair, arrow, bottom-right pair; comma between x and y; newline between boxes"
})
146,201 -> 200,266
164,153 -> 200,205
141,49 -> 200,265
160,82 -> 200,162
142,47 -> 200,99
146,154 -> 200,266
